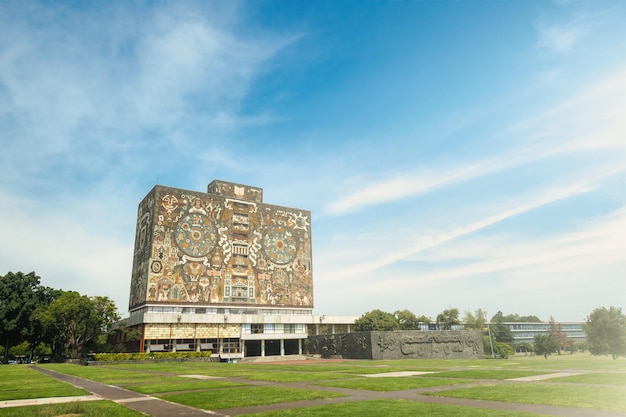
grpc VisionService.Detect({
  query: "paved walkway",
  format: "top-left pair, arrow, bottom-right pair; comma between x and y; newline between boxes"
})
33,366 -> 228,416
17,365 -> 626,417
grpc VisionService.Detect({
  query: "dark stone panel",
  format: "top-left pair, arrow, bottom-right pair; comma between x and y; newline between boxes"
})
309,330 -> 483,360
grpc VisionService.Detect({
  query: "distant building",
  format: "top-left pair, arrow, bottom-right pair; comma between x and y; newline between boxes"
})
114,180 -> 355,359
503,322 -> 586,345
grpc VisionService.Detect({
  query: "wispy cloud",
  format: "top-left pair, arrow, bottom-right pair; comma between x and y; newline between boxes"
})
537,24 -> 586,53
320,179 -> 598,281
324,66 -> 626,217
0,2 -> 298,191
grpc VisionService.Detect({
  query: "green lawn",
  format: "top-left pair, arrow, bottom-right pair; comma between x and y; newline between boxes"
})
315,376 -> 468,391
0,366 -> 87,401
0,400 -> 145,417
126,378 -> 246,394
2,353 -> 624,416
241,399 -> 554,417
41,363 -> 169,385
548,372 -> 626,385
427,382 -> 626,412
158,386 -> 346,410
421,369 -> 549,380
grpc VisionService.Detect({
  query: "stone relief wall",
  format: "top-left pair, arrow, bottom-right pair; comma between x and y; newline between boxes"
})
309,330 -> 484,360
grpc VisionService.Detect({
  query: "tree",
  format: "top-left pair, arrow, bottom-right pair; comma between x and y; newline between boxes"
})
548,316 -> 572,355
463,309 -> 487,330
0,272 -> 45,363
501,313 -> 542,323
583,306 -> 626,359
489,311 -> 514,344
534,334 -> 558,359
40,291 -> 120,360
415,315 -> 431,325
354,310 -> 400,331
394,309 -> 419,330
436,308 -> 460,330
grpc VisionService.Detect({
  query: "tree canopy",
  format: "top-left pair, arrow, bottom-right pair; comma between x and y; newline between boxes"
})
1,271 -> 120,362
436,308 -> 460,330
40,292 -> 120,360
534,334 -> 558,359
489,311 -> 514,344
394,309 -> 420,330
501,313 -> 542,322
463,309 -> 487,330
355,309 -> 400,331
0,272 -> 47,363
583,306 -> 626,359
548,316 -> 572,355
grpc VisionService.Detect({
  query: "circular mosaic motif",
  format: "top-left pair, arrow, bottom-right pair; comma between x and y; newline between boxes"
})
175,213 -> 217,257
263,226 -> 297,265
151,260 -> 163,274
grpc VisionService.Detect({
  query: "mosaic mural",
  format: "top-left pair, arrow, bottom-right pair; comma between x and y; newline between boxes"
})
129,180 -> 313,309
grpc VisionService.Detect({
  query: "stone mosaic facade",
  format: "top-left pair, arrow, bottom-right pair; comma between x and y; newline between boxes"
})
309,330 -> 484,360
129,180 -> 313,310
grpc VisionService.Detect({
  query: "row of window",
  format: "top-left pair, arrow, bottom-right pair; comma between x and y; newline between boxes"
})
242,323 -> 305,334
133,306 -> 313,316
145,338 -> 240,353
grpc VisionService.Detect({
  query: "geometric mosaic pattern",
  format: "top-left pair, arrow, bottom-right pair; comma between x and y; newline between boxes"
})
129,180 -> 313,310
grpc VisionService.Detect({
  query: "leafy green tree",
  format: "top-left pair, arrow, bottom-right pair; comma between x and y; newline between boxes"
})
489,311 -> 514,344
583,306 -> 626,359
0,272 -> 45,363
463,309 -> 487,330
40,291 -> 120,360
548,316 -> 572,355
355,309 -> 400,331
516,342 -> 533,354
415,315 -> 431,325
501,313 -> 542,322
436,308 -> 460,330
394,309 -> 419,330
493,341 -> 514,359
534,334 -> 557,359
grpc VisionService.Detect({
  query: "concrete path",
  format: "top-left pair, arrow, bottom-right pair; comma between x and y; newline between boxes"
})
33,366 -> 228,416
0,394 -> 100,408
23,365 -> 626,417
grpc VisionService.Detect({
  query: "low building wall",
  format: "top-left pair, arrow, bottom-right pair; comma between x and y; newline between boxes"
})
308,330 -> 483,360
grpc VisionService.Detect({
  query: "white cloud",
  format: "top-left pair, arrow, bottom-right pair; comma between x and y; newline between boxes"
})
0,190 -> 135,312
325,66 -> 626,217
0,2 -> 298,190
319,179 -> 598,283
537,24 -> 586,53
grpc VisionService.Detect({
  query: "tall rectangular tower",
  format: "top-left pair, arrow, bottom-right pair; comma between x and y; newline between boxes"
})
129,180 -> 313,312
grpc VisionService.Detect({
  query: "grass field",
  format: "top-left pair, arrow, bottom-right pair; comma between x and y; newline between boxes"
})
0,353 -> 624,416
0,366 -> 87,401
0,400 -> 145,417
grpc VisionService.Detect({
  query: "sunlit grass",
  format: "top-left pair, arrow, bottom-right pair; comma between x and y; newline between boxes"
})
17,353 -> 626,415
241,399 -> 554,417
0,400 -> 145,417
427,383 -> 626,412
546,372 -> 626,385
158,386 -> 346,410
126,378 -> 246,394
0,366 -> 86,401
421,369 -> 549,380
315,376 -> 467,392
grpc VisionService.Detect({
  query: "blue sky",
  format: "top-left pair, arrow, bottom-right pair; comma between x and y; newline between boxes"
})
1,0 -> 625,322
